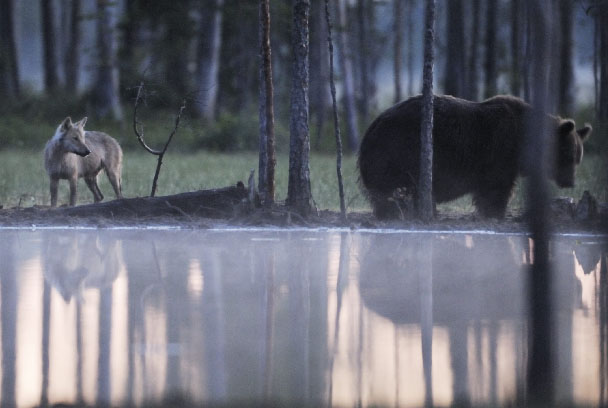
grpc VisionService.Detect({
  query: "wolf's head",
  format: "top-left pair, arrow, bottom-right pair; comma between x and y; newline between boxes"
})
54,117 -> 91,157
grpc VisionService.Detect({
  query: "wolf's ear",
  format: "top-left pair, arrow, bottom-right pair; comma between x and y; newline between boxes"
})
75,117 -> 88,129
60,117 -> 73,131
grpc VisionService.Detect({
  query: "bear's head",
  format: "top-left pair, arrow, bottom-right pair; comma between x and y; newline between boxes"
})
554,119 -> 591,188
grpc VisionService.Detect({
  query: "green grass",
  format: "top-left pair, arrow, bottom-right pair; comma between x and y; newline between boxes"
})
0,150 -> 369,210
0,149 -> 605,214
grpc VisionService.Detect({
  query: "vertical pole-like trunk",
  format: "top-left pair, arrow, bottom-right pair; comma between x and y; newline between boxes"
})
525,0 -> 554,405
287,0 -> 313,216
93,0 -> 122,120
356,0 -> 370,122
444,0 -> 465,98
406,0 -> 415,96
196,0 -> 224,119
65,0 -> 81,93
325,0 -> 347,220
311,0 -> 330,148
335,0 -> 359,152
418,0 -> 435,221
258,0 -> 276,207
484,0 -> 497,99
510,0 -> 521,97
393,0 -> 403,104
0,0 -> 19,96
599,1 -> 608,130
557,0 -> 574,115
41,0 -> 59,93
466,0 -> 480,100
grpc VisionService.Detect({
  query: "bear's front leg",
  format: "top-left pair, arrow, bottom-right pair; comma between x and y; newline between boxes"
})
473,187 -> 512,219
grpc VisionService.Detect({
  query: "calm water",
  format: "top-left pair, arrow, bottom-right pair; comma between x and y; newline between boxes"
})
0,228 -> 606,407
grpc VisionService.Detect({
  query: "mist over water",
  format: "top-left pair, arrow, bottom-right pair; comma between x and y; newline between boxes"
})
0,229 -> 605,407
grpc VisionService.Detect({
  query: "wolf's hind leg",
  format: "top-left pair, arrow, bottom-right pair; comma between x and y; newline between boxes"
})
69,176 -> 79,206
106,169 -> 122,199
50,178 -> 59,207
85,176 -> 104,202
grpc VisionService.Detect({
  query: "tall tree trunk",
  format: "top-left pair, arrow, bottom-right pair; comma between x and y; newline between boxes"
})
335,0 -> 359,152
393,0 -> 403,104
598,1 -> 608,131
311,0 -> 331,149
466,0 -> 480,100
41,0 -> 59,93
510,0 -> 522,97
93,0 -> 122,120
444,0 -> 465,97
406,0 -> 415,96
484,0 -> 497,99
196,0 -> 224,119
418,0 -> 435,221
287,0 -> 313,216
356,0 -> 370,122
258,0 -> 276,207
525,0 -> 554,404
64,0 -> 81,93
0,0 -> 19,96
557,0 -> 574,115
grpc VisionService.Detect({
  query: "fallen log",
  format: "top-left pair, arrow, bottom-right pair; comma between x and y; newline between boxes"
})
53,182 -> 250,219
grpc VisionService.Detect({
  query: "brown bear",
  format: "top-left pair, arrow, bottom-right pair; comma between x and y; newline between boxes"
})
358,94 -> 591,219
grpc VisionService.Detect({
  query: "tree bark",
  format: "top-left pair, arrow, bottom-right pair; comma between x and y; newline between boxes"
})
64,0 -> 81,93
335,0 -> 359,152
196,0 -> 224,119
356,0 -> 371,122
466,0 -> 480,100
287,0 -> 313,216
93,0 -> 122,120
258,0 -> 276,207
0,0 -> 19,97
418,0 -> 435,221
444,0 -> 465,98
510,0 -> 522,97
311,0 -> 331,148
598,0 -> 608,129
406,0 -> 415,96
484,0 -> 497,99
557,0 -> 574,115
393,0 -> 403,104
525,0 -> 554,404
41,0 -> 59,93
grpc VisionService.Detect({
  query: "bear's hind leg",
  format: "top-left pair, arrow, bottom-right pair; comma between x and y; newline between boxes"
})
473,187 -> 513,219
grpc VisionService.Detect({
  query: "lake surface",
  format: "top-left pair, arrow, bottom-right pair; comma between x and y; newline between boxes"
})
0,228 -> 606,407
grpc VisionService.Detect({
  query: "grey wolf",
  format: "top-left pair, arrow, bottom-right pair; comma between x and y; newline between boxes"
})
44,116 -> 123,206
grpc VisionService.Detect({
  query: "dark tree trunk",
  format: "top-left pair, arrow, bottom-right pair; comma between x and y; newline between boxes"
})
525,0 -> 554,404
444,0 -> 465,98
466,0 -> 480,100
356,0 -> 371,122
484,0 -> 497,99
510,0 -> 522,97
287,0 -> 313,216
93,0 -> 122,120
41,0 -> 59,93
196,0 -> 224,119
0,0 -> 19,97
598,1 -> 608,129
311,0 -> 331,148
335,0 -> 359,152
406,0 -> 415,96
393,0 -> 403,103
163,1 -> 193,101
258,0 -> 276,207
418,0 -> 435,221
64,0 -> 81,93
557,0 -> 574,115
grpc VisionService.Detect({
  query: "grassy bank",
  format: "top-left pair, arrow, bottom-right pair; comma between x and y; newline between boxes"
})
0,149 -> 605,214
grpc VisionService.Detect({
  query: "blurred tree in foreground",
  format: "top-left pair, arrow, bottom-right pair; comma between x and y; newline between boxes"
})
0,0 -> 19,97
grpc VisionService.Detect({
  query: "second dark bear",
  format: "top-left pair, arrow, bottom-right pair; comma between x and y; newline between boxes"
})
358,95 -> 591,219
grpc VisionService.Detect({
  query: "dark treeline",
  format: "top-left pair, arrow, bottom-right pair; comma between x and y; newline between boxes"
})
0,0 -> 605,153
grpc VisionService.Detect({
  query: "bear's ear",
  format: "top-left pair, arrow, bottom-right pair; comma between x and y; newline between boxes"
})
60,117 -> 73,132
577,124 -> 592,141
558,119 -> 575,135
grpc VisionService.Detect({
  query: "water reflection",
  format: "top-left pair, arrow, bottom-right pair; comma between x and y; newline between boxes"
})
0,229 -> 605,407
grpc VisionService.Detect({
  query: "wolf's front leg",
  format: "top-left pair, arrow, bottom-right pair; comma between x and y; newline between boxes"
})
50,178 -> 59,207
69,177 -> 78,206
